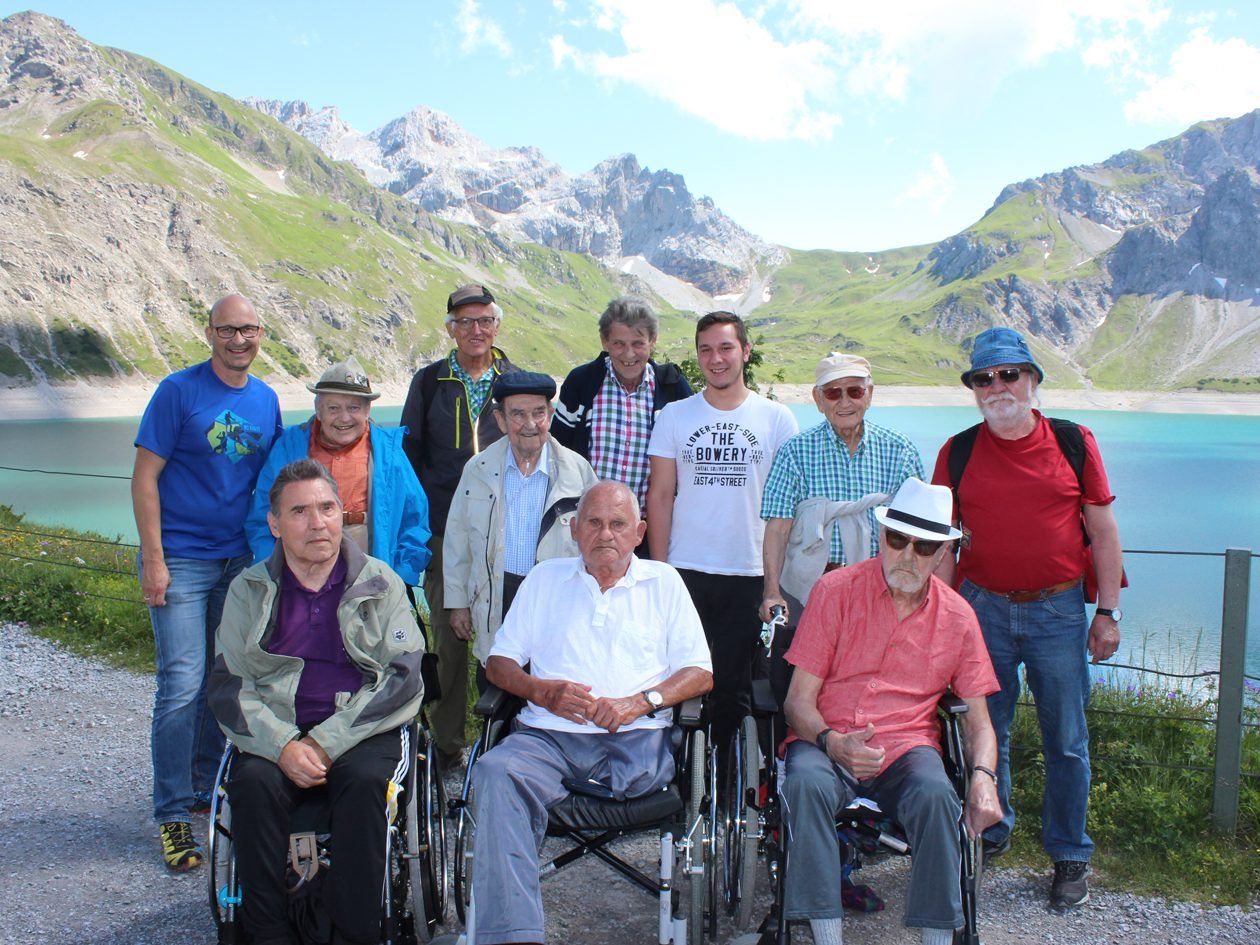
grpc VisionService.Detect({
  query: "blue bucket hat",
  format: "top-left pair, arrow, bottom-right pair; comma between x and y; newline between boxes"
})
962,327 -> 1044,388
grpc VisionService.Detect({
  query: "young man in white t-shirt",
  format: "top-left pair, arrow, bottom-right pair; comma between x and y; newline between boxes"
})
646,311 -> 798,746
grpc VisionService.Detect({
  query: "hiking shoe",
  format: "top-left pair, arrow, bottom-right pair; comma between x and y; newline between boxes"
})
1049,860 -> 1089,910
190,790 -> 213,814
982,832 -> 1011,860
159,821 -> 204,872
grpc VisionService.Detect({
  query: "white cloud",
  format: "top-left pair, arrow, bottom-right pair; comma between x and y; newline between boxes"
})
897,153 -> 954,214
554,0 -> 842,142
455,0 -> 513,58
1125,29 -> 1260,124
549,34 -> 576,69
781,0 -> 1171,100
292,32 -> 319,48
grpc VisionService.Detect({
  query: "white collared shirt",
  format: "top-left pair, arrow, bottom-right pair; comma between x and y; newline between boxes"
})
489,555 -> 712,733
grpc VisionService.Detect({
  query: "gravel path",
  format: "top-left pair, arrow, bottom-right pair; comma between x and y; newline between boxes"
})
3,622 -> 1256,945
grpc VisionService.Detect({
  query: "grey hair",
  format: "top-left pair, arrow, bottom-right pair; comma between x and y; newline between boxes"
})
445,301 -> 504,326
598,296 -> 658,342
576,479 -> 641,521
268,458 -> 342,515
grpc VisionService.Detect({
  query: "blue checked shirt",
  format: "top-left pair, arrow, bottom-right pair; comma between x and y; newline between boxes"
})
448,351 -> 496,422
503,441 -> 551,576
589,361 -> 656,507
760,419 -> 925,563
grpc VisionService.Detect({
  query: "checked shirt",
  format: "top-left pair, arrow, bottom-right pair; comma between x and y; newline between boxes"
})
448,351 -> 496,423
761,419 -> 925,563
589,361 -> 657,507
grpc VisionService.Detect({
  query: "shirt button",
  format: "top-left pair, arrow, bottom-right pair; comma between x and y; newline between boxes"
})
869,681 -> 877,689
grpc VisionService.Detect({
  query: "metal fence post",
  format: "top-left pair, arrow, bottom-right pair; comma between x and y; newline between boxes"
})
1212,547 -> 1251,835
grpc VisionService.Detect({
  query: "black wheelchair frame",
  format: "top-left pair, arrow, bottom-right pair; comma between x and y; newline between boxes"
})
725,609 -> 984,945
208,715 -> 449,945
449,684 -> 719,945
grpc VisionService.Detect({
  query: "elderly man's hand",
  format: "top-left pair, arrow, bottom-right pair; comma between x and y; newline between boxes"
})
965,774 -> 1003,837
534,679 -> 596,725
279,738 -> 328,789
588,695 -> 647,733
450,607 -> 473,642
827,723 -> 885,780
1088,613 -> 1120,663
758,595 -> 789,624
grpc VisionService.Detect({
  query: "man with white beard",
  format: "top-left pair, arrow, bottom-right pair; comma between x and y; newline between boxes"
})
931,326 -> 1125,911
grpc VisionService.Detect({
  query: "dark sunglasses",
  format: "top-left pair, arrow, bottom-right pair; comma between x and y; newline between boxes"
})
820,384 -> 868,401
884,530 -> 945,557
969,367 -> 1026,388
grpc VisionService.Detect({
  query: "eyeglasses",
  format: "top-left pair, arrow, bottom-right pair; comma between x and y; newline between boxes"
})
212,325 -> 261,340
450,316 -> 498,332
820,384 -> 868,402
969,367 -> 1026,388
883,530 -> 945,557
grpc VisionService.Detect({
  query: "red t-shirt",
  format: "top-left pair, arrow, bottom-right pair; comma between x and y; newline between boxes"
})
785,557 -> 998,773
930,412 -> 1114,593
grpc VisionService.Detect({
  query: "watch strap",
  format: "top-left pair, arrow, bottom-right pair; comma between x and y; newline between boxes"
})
815,728 -> 834,754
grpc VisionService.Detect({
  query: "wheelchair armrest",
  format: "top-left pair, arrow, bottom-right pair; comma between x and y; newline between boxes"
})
938,692 -> 969,716
675,696 -> 704,728
474,684 -> 512,717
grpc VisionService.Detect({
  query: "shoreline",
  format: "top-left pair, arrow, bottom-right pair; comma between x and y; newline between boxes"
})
4,379 -> 1260,420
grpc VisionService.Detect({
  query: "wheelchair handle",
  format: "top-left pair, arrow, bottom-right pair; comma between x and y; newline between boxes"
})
760,605 -> 788,654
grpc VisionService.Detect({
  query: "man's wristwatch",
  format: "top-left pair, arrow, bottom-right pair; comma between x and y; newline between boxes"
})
816,728 -> 834,754
1095,607 -> 1123,622
642,689 -> 665,718
973,764 -> 998,784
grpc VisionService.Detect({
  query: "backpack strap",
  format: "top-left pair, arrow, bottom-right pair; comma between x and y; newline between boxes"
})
946,423 -> 983,509
1047,417 -> 1087,492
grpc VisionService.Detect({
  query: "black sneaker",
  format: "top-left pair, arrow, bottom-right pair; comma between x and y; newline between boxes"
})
1050,860 -> 1089,910
982,833 -> 1011,860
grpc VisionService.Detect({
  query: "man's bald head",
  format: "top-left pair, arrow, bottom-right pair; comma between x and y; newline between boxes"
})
209,294 -> 257,326
576,479 -> 640,521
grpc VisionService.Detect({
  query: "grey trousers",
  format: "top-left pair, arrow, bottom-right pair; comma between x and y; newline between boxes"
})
782,742 -> 963,930
471,724 -> 675,945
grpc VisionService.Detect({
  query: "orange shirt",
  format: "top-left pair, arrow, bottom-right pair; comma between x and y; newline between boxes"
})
785,557 -> 998,773
309,421 -> 370,514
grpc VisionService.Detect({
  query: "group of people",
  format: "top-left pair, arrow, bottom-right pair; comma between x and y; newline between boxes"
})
132,285 -> 1124,945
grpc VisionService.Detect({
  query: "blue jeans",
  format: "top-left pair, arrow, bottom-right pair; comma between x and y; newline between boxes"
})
141,552 -> 248,823
960,579 -> 1094,863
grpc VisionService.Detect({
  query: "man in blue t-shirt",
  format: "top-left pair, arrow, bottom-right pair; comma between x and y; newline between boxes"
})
132,293 -> 282,871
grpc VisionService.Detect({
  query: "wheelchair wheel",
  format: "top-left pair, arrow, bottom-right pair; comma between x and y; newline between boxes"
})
454,718 -> 503,925
207,752 -> 241,941
405,733 -> 448,941
685,728 -> 710,945
723,715 -> 761,930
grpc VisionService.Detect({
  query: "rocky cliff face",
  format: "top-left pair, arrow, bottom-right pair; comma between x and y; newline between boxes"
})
248,99 -> 786,297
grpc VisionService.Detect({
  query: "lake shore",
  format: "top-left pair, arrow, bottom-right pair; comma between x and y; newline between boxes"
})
5,378 -> 1260,420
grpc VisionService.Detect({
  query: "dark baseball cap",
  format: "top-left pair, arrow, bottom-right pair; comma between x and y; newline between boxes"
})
447,283 -> 496,312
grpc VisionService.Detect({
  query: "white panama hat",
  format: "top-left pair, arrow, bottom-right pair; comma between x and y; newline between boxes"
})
874,478 -> 963,542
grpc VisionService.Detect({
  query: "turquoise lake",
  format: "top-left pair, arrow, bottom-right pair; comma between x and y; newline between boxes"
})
2,403 -> 1257,680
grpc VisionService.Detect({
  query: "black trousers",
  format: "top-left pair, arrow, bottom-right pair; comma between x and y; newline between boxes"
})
677,568 -> 763,749
228,729 -> 406,945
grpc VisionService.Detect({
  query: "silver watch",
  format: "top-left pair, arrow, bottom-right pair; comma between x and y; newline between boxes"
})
642,689 -> 665,717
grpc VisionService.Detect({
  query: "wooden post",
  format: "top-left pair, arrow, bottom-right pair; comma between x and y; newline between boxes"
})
1212,548 -> 1251,835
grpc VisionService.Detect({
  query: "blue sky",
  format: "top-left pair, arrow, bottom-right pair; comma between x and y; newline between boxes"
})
8,1 -> 1260,251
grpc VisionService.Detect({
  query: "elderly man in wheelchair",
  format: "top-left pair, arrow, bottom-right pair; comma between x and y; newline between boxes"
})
209,458 -> 427,945
468,480 -> 713,945
781,478 -> 1002,945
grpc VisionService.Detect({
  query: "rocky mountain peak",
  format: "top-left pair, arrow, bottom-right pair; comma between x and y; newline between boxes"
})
252,98 -> 785,298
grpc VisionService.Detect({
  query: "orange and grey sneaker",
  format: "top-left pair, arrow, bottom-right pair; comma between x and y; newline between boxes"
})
159,820 -> 203,871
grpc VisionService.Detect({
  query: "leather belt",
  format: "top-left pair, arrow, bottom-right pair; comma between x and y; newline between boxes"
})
987,578 -> 1081,603
342,510 -> 366,526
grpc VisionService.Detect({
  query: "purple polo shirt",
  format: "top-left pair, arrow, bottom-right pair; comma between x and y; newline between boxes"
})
267,556 -> 364,727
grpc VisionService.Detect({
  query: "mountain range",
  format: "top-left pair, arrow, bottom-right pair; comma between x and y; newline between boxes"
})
0,10 -> 1257,395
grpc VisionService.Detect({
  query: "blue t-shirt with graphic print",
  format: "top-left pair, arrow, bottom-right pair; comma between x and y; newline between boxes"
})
135,360 -> 283,558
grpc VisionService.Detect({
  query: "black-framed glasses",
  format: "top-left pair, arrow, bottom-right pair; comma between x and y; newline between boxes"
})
820,384 -> 868,401
212,325 -> 262,339
450,316 -> 498,332
970,367 -> 1025,388
884,530 -> 945,557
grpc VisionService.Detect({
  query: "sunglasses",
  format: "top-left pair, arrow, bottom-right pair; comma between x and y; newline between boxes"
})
820,384 -> 868,401
884,530 -> 945,557
969,367 -> 1026,388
